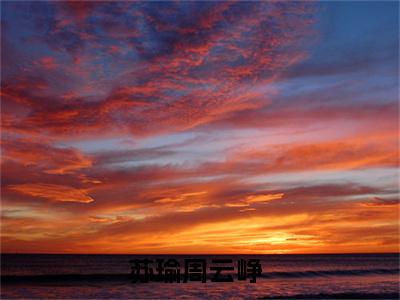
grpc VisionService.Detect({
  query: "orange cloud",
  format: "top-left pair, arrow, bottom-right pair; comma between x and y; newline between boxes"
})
226,193 -> 285,207
8,183 -> 94,203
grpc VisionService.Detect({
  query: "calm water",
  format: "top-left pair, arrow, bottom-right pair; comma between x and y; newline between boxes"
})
1,254 -> 399,299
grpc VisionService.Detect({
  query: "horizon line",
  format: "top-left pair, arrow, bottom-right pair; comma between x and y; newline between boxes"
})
2,252 -> 399,255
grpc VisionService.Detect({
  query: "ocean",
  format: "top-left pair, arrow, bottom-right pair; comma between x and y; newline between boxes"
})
1,253 -> 399,299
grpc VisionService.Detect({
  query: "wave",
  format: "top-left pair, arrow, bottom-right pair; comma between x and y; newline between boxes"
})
262,268 -> 399,279
2,273 -> 131,283
261,292 -> 400,299
2,268 -> 399,283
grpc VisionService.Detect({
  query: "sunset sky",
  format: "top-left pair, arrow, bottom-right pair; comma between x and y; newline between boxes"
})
1,1 -> 399,254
